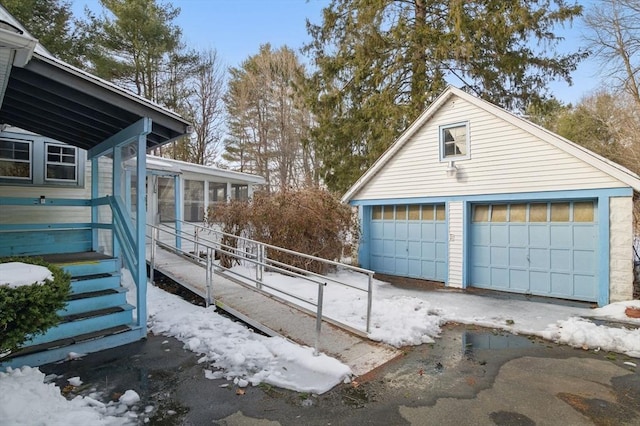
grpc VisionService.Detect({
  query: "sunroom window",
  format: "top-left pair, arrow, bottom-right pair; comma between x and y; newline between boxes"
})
0,139 -> 31,179
45,143 -> 77,182
440,122 -> 469,161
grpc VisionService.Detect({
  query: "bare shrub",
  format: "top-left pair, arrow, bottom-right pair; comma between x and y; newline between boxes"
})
206,187 -> 357,274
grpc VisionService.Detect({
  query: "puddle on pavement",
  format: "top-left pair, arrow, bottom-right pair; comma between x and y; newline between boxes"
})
368,325 -> 550,403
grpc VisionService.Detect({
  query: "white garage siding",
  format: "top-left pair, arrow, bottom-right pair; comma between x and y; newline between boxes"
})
448,201 -> 463,288
351,96 -> 625,201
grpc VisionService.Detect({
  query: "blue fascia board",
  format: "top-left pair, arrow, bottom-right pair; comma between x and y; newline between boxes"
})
87,118 -> 152,159
0,197 -> 91,206
597,195 -> 610,307
348,187 -> 633,206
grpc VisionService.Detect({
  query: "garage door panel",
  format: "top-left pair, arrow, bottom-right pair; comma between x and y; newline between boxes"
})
550,226 -> 572,247
408,222 -> 421,237
395,223 -> 408,239
509,269 -> 529,291
574,227 -> 596,247
490,246 -> 508,266
383,240 -> 395,255
529,271 -> 550,293
383,222 -> 395,236
550,249 -> 571,271
573,250 -> 595,273
472,225 -> 490,245
435,223 -> 448,241
382,256 -> 395,272
395,240 -> 407,255
551,273 -> 572,296
490,226 -> 508,245
470,201 -> 598,302
395,258 -> 408,275
574,275 -> 597,299
422,241 -> 435,258
422,261 -> 435,278
435,263 -> 447,281
529,248 -> 550,269
509,247 -> 528,268
408,259 -> 421,276
407,240 -> 421,257
491,268 -> 509,287
509,225 -> 527,245
471,266 -> 490,284
435,242 -> 447,260
421,223 -> 436,240
529,226 -> 549,246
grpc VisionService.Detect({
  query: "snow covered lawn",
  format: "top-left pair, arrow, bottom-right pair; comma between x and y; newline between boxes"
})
1,263 -> 639,425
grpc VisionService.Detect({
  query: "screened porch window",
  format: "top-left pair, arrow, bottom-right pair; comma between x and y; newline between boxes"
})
0,139 -> 31,179
45,143 -> 77,182
209,182 -> 227,204
231,184 -> 249,201
158,177 -> 175,222
184,179 -> 205,222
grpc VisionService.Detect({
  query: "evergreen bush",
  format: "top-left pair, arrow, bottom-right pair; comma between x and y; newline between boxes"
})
0,257 -> 71,355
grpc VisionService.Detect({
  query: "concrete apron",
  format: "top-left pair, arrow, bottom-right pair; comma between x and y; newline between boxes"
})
147,248 -> 401,377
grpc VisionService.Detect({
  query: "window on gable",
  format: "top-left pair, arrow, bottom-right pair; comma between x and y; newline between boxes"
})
0,139 -> 31,179
440,122 -> 469,161
45,143 -> 77,182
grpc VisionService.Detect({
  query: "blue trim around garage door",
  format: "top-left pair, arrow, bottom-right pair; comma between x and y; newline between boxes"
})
351,187 -> 631,306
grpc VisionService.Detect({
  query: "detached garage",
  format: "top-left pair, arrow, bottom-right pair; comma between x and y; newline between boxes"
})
343,86 -> 640,306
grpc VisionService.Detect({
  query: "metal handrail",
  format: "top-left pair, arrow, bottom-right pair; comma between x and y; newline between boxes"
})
166,219 -> 374,333
148,223 -> 327,355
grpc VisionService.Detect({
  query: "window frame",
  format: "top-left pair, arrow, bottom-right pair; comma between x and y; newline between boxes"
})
0,138 -> 32,181
44,142 -> 78,183
439,121 -> 470,162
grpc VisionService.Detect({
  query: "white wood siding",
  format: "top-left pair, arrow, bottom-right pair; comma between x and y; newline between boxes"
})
353,97 -> 625,200
447,201 -> 463,287
0,151 -> 91,224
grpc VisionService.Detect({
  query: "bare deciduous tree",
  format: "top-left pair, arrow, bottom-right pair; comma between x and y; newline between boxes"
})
584,0 -> 640,107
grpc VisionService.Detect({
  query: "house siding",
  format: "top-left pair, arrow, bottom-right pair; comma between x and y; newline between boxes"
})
447,201 -> 463,288
352,97 -> 625,201
0,153 -> 91,225
609,196 -> 634,301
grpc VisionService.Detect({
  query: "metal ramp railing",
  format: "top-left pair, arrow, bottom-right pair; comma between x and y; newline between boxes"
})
147,221 -> 375,354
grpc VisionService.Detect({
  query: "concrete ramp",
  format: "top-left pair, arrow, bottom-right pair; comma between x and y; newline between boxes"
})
148,248 -> 400,376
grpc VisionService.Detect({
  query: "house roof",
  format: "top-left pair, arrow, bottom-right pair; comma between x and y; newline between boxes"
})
0,7 -> 191,152
342,86 -> 640,202
146,155 -> 266,184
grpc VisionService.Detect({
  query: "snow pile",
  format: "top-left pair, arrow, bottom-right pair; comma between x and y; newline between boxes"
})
146,283 -> 351,394
368,296 -> 444,347
0,367 -> 137,425
0,262 -> 52,288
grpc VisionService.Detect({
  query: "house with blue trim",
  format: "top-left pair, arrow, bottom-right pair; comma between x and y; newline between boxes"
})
0,9 -> 191,367
343,86 -> 640,307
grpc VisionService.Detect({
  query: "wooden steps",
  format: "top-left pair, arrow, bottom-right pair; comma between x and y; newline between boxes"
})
1,252 -> 142,369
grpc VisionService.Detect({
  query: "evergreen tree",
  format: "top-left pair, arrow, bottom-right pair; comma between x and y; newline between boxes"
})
304,0 -> 587,192
3,0 -> 88,67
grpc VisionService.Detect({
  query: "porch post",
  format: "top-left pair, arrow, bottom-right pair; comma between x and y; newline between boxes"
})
112,145 -> 122,261
91,157 -> 99,252
174,174 -> 182,250
135,132 -> 148,329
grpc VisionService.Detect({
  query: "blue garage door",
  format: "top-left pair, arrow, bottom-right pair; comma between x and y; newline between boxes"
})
470,201 -> 598,301
370,204 -> 447,282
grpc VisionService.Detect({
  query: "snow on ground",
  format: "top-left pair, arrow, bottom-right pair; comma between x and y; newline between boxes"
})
0,262 -> 53,288
2,262 -> 640,425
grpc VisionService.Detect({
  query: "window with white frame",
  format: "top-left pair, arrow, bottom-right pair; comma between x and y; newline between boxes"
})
0,138 -> 31,179
231,184 -> 248,201
439,122 -> 469,161
45,143 -> 77,182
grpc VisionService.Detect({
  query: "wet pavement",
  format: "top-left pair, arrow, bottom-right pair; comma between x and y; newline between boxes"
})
40,324 -> 640,426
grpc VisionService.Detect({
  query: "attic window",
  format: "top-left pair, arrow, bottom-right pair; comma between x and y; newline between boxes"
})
439,122 -> 469,161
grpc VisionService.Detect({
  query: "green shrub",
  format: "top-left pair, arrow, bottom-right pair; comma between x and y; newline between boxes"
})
0,257 -> 71,354
207,187 -> 359,274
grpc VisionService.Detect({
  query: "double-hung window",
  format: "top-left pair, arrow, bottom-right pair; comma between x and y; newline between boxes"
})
439,122 -> 470,161
45,143 -> 77,182
0,138 -> 31,180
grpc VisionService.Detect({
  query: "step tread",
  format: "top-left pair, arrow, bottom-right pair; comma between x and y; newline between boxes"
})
67,287 -> 127,301
62,304 -> 134,323
71,272 -> 121,282
3,325 -> 133,359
